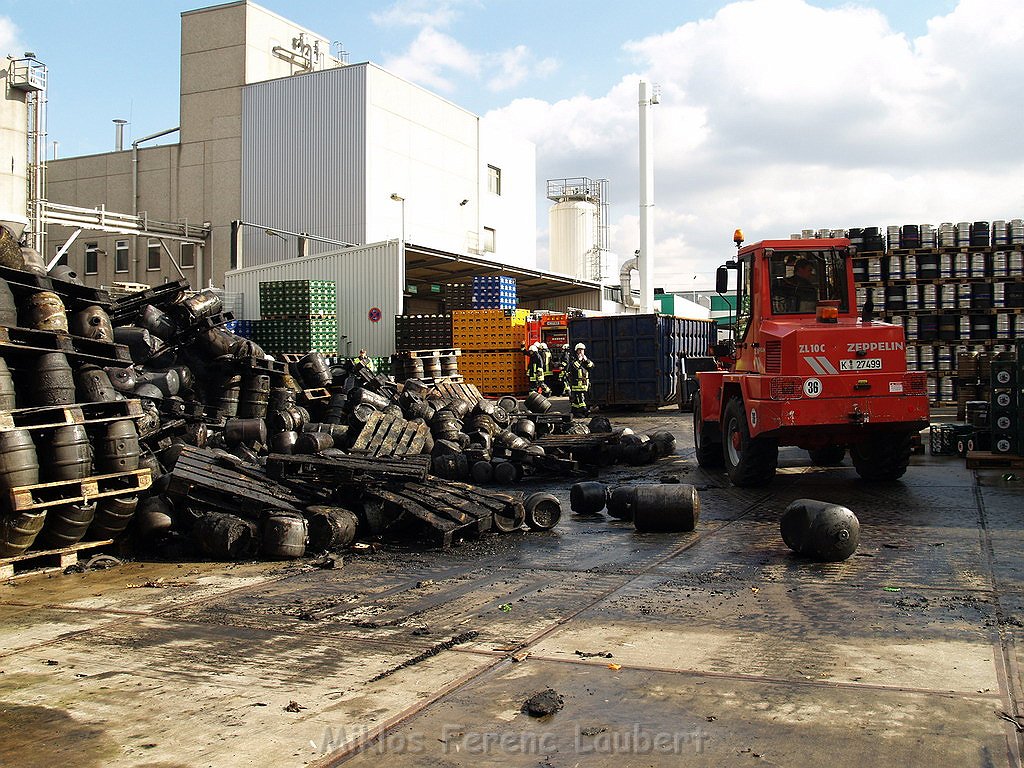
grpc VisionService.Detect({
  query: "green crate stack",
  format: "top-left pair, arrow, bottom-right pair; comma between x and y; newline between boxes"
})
258,280 -> 337,318
252,318 -> 338,355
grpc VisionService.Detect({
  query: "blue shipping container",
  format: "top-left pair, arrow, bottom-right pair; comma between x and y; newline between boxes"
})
567,314 -> 717,408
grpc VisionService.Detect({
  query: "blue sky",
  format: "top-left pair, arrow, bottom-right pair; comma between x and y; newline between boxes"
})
2,0 -> 1016,290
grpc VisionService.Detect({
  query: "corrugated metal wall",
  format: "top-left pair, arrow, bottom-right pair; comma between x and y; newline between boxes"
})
224,240 -> 402,357
241,66 -> 368,267
534,289 -> 601,313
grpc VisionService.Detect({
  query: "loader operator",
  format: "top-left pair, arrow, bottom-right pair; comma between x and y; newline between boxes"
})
781,258 -> 819,313
565,342 -> 594,416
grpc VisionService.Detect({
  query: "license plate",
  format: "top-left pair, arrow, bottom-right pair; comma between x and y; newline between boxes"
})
840,358 -> 882,371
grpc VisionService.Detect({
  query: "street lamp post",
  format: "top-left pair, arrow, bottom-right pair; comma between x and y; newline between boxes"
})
390,193 -> 405,243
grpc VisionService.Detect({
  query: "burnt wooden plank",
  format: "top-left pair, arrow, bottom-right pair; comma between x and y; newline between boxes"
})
349,411 -> 383,452
366,414 -> 399,455
374,416 -> 407,457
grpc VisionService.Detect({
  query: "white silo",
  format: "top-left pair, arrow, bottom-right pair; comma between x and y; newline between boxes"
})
549,198 -> 597,279
0,60 -> 30,238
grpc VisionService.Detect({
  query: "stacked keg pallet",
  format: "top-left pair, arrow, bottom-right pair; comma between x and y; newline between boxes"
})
250,280 -> 338,355
393,312 -> 460,382
454,309 -> 530,396
825,219 -> 1024,406
0,265 -> 152,578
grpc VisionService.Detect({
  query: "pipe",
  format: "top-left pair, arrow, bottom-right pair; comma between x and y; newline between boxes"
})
131,126 -> 180,282
638,80 -> 658,314
620,256 -> 638,308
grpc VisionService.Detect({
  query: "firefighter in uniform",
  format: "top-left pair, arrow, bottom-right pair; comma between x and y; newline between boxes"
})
524,343 -> 546,393
538,342 -> 552,396
565,342 -> 594,416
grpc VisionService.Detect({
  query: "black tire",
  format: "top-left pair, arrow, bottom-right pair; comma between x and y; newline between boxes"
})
693,394 -> 724,468
808,445 -> 846,466
851,431 -> 913,481
721,396 -> 778,487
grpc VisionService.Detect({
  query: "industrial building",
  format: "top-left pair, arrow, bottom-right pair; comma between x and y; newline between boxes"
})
42,0 -> 604,355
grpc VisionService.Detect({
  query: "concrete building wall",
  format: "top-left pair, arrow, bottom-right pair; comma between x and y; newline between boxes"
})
479,121 -> 536,268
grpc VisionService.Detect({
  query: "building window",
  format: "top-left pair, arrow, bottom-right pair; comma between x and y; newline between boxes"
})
147,239 -> 161,271
180,242 -> 196,269
483,227 -> 496,253
52,244 -> 68,268
84,242 -> 99,275
115,240 -> 129,273
487,165 -> 501,196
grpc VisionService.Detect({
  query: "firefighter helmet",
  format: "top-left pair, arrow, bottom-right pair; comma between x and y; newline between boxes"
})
574,343 -> 586,351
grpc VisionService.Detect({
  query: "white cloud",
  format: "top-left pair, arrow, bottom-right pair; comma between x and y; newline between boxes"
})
381,27 -> 480,93
487,0 -> 1024,292
0,17 -> 23,59
486,45 -> 558,92
371,0 -> 478,29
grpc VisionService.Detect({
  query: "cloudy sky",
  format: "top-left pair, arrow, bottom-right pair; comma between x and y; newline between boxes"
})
5,0 -> 1022,290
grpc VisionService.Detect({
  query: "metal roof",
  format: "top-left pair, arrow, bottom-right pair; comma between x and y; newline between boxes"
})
404,242 -> 601,303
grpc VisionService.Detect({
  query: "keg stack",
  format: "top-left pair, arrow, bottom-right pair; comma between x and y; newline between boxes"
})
846,219 -> 1024,406
0,263 -> 154,570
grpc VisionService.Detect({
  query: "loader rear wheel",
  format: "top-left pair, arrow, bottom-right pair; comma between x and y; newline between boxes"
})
722,396 -> 778,487
808,445 -> 846,466
851,431 -> 913,481
693,394 -> 723,468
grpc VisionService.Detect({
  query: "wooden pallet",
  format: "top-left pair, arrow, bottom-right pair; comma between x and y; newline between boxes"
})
0,538 -> 115,580
0,398 -> 145,432
0,264 -> 114,311
10,469 -> 152,513
109,278 -> 189,322
966,451 -> 1024,470
0,325 -> 131,366
235,356 -> 289,375
400,348 -> 462,358
165,446 -> 304,514
300,387 -> 331,402
267,452 -> 430,485
349,411 -> 430,458
427,380 -> 482,402
278,353 -> 304,364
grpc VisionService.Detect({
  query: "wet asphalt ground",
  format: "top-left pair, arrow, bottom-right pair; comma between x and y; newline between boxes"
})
1,407 -> 1023,767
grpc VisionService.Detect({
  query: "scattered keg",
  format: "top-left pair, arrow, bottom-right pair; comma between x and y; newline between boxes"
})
302,422 -> 349,446
491,405 -> 511,430
780,498 -> 860,561
306,506 -> 359,551
491,497 -> 526,532
448,399 -> 474,420
267,408 -> 297,433
522,492 -> 562,531
133,383 -> 163,400
440,354 -> 459,377
525,391 -> 552,414
349,387 -> 390,411
432,452 -> 469,480
198,327 -> 236,358
497,396 -> 518,414
75,364 -> 119,403
87,495 -> 139,540
348,403 -> 377,429
269,387 -> 297,412
512,417 -> 536,440
37,501 -> 96,550
0,511 -> 48,557
182,289 -> 223,320
48,264 -> 83,284
71,305 -> 114,341
104,366 -> 138,393
133,497 -> 174,547
0,429 -> 39,492
22,291 -> 68,332
114,326 -> 160,363
46,424 -> 94,482
270,430 -> 299,454
138,447 -> 162,478
238,373 -> 271,419
649,431 -> 677,458
606,485 -> 637,521
470,460 -> 494,484
0,357 -> 16,410
140,304 -> 178,340
260,511 -> 308,559
570,481 -> 607,514
96,420 -> 141,474
224,418 -> 268,447
382,403 -> 404,419
491,459 -> 521,484
213,372 -> 242,418
632,484 -> 701,533
31,352 -> 75,407
0,277 -> 17,326
192,511 -> 259,560
19,245 -> 46,275
294,431 -> 334,455
297,351 -> 332,389
137,368 -> 181,397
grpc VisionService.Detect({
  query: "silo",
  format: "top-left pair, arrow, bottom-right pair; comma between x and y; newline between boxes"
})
0,64 -> 28,238
549,199 -> 597,280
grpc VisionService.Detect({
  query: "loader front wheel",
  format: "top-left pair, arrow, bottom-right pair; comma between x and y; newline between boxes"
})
722,396 -> 778,487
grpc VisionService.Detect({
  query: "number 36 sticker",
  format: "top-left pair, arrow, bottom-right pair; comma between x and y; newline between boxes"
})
803,378 -> 823,398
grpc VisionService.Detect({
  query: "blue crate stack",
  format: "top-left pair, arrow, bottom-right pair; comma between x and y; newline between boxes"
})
472,275 -> 517,310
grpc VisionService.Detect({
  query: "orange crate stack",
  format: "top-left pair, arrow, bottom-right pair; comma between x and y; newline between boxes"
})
460,351 -> 529,395
452,309 -> 529,350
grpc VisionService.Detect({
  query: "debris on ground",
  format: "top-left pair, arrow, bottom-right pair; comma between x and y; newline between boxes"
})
522,688 -> 564,717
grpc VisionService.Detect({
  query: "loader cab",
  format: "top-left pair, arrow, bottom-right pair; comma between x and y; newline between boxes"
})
767,248 -> 851,317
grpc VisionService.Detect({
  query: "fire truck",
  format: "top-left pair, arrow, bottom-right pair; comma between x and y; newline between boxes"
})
525,312 -> 569,394
693,232 -> 929,486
